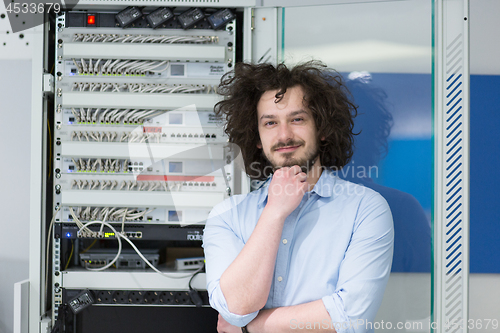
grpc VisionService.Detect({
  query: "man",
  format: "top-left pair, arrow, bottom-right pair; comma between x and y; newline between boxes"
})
203,61 -> 394,333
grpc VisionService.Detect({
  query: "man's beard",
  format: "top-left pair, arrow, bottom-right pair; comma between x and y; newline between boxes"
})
264,139 -> 320,174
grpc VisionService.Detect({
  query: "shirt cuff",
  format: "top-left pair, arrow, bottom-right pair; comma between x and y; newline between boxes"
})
210,284 -> 259,327
322,294 -> 356,333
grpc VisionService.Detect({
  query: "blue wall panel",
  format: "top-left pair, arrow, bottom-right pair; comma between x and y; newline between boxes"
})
470,75 -> 500,273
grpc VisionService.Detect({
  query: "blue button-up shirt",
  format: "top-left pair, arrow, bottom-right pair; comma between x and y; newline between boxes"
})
203,169 -> 394,333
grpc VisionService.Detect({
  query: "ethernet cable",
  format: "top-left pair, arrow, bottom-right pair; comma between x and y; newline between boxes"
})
90,180 -> 99,190
123,109 -> 142,122
69,207 -> 92,235
92,108 -> 100,123
93,59 -> 101,74
139,133 -> 149,143
119,132 -> 129,142
81,220 -> 122,271
80,58 -> 88,73
70,108 -> 80,122
120,208 -> 128,234
105,108 -> 120,123
74,33 -> 215,44
75,213 -> 205,278
72,58 -> 82,74
91,207 -> 100,220
79,108 -> 85,121
85,108 -> 93,122
88,131 -> 99,142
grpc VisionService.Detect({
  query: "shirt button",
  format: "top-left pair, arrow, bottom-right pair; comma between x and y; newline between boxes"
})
277,276 -> 283,282
282,239 -> 288,244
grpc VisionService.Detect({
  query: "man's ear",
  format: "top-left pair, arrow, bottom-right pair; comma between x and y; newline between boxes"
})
321,136 -> 326,141
257,142 -> 262,149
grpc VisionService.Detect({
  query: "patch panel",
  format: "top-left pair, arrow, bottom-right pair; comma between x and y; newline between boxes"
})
71,33 -> 218,44
66,206 -> 156,222
61,206 -> 211,225
67,130 -> 221,143
60,157 -> 230,177
65,158 -> 127,173
69,82 -> 212,93
68,179 -> 219,192
61,107 -> 222,124
64,61 -> 226,79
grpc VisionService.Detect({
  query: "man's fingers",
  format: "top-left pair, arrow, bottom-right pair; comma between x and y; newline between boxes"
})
295,172 -> 307,182
290,165 -> 302,175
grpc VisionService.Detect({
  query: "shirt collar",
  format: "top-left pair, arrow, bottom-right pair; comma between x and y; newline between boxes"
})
256,168 -> 336,208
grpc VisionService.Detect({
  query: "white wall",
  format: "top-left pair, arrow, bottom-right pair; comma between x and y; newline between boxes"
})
470,0 -> 500,75
0,3 -> 34,333
0,58 -> 32,333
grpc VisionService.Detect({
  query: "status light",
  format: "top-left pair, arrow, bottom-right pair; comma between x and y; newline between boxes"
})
87,15 -> 96,25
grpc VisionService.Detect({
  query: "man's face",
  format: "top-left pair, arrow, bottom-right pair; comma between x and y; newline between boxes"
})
256,85 -> 321,173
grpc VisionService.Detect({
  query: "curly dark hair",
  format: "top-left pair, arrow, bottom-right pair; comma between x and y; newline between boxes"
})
215,61 -> 357,180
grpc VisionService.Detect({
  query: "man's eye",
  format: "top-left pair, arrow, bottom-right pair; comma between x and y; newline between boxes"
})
265,121 -> 276,126
293,118 -> 303,122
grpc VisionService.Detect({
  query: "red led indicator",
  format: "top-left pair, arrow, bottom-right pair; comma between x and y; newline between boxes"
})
87,15 -> 96,25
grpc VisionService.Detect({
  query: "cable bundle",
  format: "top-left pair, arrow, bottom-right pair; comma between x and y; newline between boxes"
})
71,180 -> 194,192
70,107 -> 168,125
70,158 -> 125,172
71,82 -> 211,94
73,33 -> 218,44
73,58 -> 170,75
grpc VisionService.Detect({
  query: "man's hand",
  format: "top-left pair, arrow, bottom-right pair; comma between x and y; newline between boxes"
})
217,314 -> 243,333
267,165 -> 308,219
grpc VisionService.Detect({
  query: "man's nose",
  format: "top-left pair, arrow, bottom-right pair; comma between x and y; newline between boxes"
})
277,123 -> 293,142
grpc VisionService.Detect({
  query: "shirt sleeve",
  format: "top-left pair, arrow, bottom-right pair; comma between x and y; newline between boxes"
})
202,197 -> 259,327
322,192 -> 394,333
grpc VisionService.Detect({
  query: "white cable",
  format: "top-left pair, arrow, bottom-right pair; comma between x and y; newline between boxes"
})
112,109 -> 129,123
94,59 -> 101,74
69,207 -> 91,234
148,61 -> 170,73
89,131 -> 99,142
135,109 -> 159,123
118,234 -> 201,278
120,132 -> 129,142
126,208 -> 153,220
72,58 -> 82,74
91,180 -> 100,190
124,109 -> 141,123
82,221 -> 122,271
137,110 -> 166,123
80,58 -> 88,73
121,208 -> 128,234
